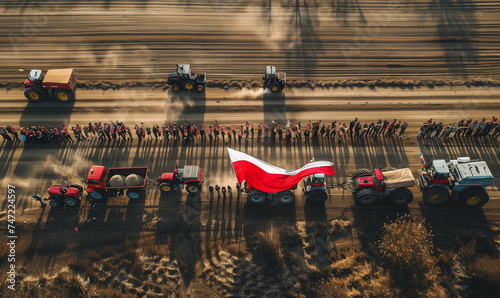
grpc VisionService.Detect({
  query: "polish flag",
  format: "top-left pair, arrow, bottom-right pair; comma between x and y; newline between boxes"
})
228,148 -> 335,193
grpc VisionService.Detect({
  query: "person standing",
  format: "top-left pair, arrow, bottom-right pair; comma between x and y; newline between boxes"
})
399,121 -> 408,136
349,118 -> 357,137
277,124 -> 283,141
200,124 -> 205,142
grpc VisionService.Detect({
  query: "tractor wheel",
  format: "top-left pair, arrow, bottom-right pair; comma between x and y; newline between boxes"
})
248,190 -> 266,205
172,85 -> 180,92
355,189 -> 379,206
269,81 -> 280,92
88,190 -> 107,201
196,85 -> 205,92
388,188 -> 413,206
54,89 -> 73,102
352,168 -> 372,179
381,167 -> 397,172
69,184 -> 84,193
64,196 -> 80,207
183,80 -> 195,92
278,190 -> 295,205
159,182 -> 172,193
186,183 -> 201,193
49,198 -> 61,207
126,189 -> 145,200
458,187 -> 489,208
422,187 -> 450,206
306,190 -> 328,205
25,88 -> 43,103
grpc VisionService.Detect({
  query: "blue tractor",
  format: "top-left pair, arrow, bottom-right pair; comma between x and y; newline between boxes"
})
417,157 -> 494,208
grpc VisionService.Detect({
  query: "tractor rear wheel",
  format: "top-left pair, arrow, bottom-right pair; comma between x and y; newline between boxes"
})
183,80 -> 195,91
88,190 -> 107,201
54,89 -> 73,102
355,189 -> 379,206
306,190 -> 328,204
49,198 -> 61,207
388,188 -> 413,206
269,81 -> 280,92
422,187 -> 449,206
248,190 -> 266,205
126,189 -> 145,200
196,85 -> 205,92
458,187 -> 489,208
186,183 -> 201,193
64,196 -> 79,207
278,190 -> 295,205
25,88 -> 43,103
159,182 -> 172,194
352,168 -> 372,179
172,85 -> 180,92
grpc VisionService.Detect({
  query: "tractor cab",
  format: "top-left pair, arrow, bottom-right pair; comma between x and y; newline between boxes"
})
423,160 -> 450,183
85,166 -> 108,189
24,69 -> 44,87
263,66 -> 286,92
304,173 -> 326,192
355,169 -> 385,190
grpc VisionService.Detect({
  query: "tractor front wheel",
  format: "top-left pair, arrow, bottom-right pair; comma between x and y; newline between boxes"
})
54,89 -> 74,102
458,187 -> 489,208
25,88 -> 43,103
248,190 -> 266,205
126,189 -> 145,200
172,85 -> 180,92
422,187 -> 449,206
196,85 -> 205,92
352,168 -> 372,179
159,182 -> 172,194
306,190 -> 328,204
186,183 -> 201,193
355,189 -> 379,206
278,190 -> 295,205
388,188 -> 413,206
64,196 -> 80,207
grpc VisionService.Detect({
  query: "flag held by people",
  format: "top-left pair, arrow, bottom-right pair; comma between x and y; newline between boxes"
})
227,148 -> 335,193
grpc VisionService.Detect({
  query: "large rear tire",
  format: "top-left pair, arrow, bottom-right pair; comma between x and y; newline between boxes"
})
278,190 -> 295,205
422,187 -> 450,206
355,188 -> 379,206
64,196 -> 80,207
49,198 -> 61,207
54,89 -> 74,102
88,190 -> 107,201
306,190 -> 328,204
387,188 -> 413,206
352,168 -> 372,179
248,190 -> 266,205
458,187 -> 489,208
159,182 -> 172,194
183,80 -> 195,92
126,189 -> 145,200
25,88 -> 43,103
269,81 -> 280,93
186,183 -> 201,193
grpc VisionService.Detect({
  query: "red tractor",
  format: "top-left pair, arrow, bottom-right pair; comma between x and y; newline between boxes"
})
347,167 -> 415,206
158,165 -> 203,194
24,69 -> 77,103
43,180 -> 83,207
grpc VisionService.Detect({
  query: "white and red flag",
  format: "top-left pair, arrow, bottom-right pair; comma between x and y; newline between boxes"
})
228,148 -> 335,193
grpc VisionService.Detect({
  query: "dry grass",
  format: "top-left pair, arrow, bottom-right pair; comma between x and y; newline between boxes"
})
465,256 -> 500,295
255,224 -> 284,269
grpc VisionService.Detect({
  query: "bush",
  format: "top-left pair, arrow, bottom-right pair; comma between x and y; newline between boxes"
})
468,256 -> 500,294
378,214 -> 434,287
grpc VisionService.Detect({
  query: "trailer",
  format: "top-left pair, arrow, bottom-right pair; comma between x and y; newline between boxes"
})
84,166 -> 152,200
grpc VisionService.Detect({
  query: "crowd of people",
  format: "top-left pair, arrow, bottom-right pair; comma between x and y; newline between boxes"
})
0,118 -> 413,147
1,117 -> 498,147
417,116 -> 499,140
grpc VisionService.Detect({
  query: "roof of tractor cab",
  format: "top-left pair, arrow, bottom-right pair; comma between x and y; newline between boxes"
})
432,160 -> 449,174
182,165 -> 201,180
177,64 -> 191,75
88,166 -> 107,180
43,69 -> 75,84
266,66 -> 276,75
455,161 -> 493,179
